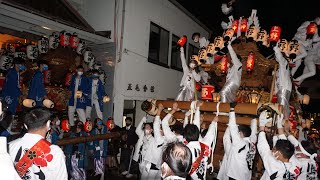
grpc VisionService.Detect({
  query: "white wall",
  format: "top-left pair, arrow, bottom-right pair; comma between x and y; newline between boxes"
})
113,0 -> 209,126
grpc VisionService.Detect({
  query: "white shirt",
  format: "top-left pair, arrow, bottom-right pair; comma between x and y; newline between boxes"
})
274,47 -> 292,92
218,112 -> 256,180
9,133 -> 68,180
0,137 -> 21,180
179,48 -> 201,90
226,44 -> 242,86
258,132 -> 301,180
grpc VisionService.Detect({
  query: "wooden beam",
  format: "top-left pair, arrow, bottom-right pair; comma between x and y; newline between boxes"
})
57,132 -> 122,146
155,100 -> 258,115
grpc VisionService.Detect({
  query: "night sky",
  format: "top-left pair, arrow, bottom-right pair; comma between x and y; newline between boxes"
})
177,0 -> 319,39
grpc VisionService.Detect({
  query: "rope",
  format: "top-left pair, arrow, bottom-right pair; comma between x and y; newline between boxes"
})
216,102 -> 221,117
190,101 -> 197,124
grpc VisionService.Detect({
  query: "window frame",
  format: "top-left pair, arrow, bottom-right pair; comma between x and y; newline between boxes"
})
148,22 -> 170,68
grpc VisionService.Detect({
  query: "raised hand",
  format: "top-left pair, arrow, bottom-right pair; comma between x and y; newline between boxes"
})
259,110 -> 272,127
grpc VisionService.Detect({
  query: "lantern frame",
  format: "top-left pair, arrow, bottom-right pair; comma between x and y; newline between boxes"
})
247,90 -> 262,104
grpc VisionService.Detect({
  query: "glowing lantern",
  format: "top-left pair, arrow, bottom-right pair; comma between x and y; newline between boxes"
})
84,120 -> 93,133
231,19 -> 239,32
206,43 -> 215,57
103,96 -> 110,103
269,26 -> 281,45
306,22 -> 317,39
23,99 -> 36,108
288,40 -> 300,60
177,35 -> 187,47
59,31 -> 70,47
43,70 -> 51,85
106,119 -> 114,130
223,28 -> 235,41
43,99 -> 54,108
61,120 -> 70,132
75,91 -> 82,98
220,55 -> 228,74
201,84 -> 215,101
247,90 -> 262,104
198,48 -> 207,64
70,33 -> 80,49
246,52 -> 255,72
213,36 -> 224,52
212,92 -> 220,102
65,72 -> 73,86
246,25 -> 258,41
214,55 -> 222,62
278,39 -> 289,53
240,18 -> 248,34
256,29 -> 269,46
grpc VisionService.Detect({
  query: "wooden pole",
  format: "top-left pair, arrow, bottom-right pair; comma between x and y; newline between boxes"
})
171,111 -> 253,125
56,132 -> 122,146
154,100 -> 258,115
269,64 -> 278,102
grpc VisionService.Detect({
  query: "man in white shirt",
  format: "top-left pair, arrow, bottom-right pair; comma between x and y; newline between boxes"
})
258,111 -> 301,180
9,108 -> 68,180
219,43 -> 242,103
183,101 -> 218,180
217,103 -> 257,180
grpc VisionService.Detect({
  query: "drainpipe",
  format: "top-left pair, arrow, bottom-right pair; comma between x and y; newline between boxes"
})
118,0 -> 126,63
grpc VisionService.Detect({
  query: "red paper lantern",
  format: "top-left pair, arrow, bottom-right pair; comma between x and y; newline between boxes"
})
106,119 -> 115,131
269,26 -> 281,43
60,31 -> 70,47
246,52 -> 255,72
43,70 -> 51,85
84,120 -> 93,133
220,55 -> 228,74
214,55 -> 222,62
201,84 -> 215,101
70,33 -> 80,49
61,120 -> 70,132
240,18 -> 248,33
307,22 -> 317,36
232,19 -> 239,32
177,35 -> 187,47
65,72 -> 73,86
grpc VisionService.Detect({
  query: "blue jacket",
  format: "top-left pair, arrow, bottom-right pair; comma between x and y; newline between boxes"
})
1,68 -> 21,98
86,78 -> 105,112
91,126 -> 108,159
28,70 -> 47,106
68,75 -> 90,109
64,131 -> 88,169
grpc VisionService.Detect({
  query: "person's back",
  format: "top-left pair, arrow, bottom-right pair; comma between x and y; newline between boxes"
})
8,108 -> 67,180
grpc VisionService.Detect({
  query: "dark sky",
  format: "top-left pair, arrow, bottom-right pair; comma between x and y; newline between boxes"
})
178,0 -> 319,39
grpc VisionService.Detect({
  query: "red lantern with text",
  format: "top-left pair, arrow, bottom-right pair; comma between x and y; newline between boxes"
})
232,19 -> 239,32
61,120 -> 70,132
246,52 -> 255,72
70,33 -> 80,49
269,26 -> 281,44
201,84 -> 215,101
65,72 -> 73,86
60,31 -> 70,47
43,70 -> 51,85
84,120 -> 93,133
240,18 -> 248,34
307,22 -> 317,38
220,55 -> 228,74
177,35 -> 187,47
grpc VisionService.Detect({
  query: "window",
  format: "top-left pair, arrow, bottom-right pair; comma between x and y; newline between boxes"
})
148,22 -> 169,67
171,34 -> 186,71
188,43 -> 199,64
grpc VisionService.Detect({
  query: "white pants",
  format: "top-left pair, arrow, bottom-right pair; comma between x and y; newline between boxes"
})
68,106 -> 86,126
86,99 -> 103,120
139,161 -> 161,180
